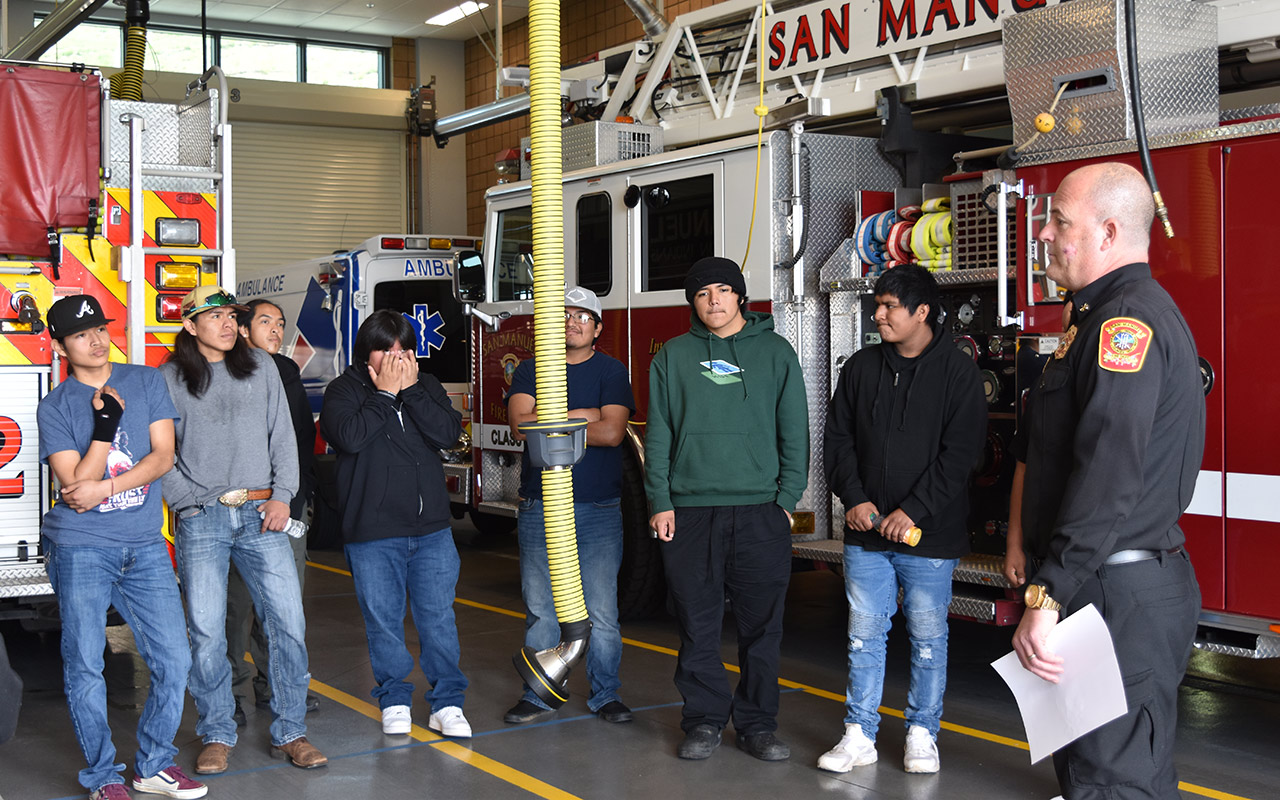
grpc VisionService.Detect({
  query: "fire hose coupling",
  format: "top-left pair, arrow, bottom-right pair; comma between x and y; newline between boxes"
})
515,618 -> 593,708
518,418 -> 588,470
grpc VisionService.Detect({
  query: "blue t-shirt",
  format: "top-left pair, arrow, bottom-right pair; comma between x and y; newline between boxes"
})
38,363 -> 179,546
508,352 -> 635,502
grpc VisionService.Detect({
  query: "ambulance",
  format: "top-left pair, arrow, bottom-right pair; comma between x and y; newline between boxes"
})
236,235 -> 514,536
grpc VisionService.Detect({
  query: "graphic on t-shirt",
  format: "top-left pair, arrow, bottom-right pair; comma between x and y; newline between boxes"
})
99,429 -> 148,512
699,359 -> 743,385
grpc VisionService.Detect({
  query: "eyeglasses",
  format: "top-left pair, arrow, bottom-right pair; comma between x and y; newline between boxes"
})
184,290 -> 239,317
564,311 -> 595,324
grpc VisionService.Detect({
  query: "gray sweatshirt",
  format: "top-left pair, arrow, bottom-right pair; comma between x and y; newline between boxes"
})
161,347 -> 299,514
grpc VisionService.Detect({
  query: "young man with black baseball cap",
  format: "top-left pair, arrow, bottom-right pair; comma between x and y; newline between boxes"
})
38,294 -> 207,799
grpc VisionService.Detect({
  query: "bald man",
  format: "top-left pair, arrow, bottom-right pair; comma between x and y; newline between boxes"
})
1010,162 -> 1204,799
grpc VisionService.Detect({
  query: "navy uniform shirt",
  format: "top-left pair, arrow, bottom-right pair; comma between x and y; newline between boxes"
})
1020,263 -> 1205,605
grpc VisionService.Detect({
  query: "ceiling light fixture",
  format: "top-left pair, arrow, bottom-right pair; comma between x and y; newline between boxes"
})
425,1 -> 489,27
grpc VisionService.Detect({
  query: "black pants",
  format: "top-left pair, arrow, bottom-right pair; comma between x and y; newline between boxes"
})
1055,549 -> 1199,800
660,502 -> 792,735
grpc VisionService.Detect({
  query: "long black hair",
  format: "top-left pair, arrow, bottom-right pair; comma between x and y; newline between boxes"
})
168,318 -> 259,398
353,310 -> 417,368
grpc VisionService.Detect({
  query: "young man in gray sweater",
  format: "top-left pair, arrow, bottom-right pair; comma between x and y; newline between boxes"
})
162,286 -> 326,775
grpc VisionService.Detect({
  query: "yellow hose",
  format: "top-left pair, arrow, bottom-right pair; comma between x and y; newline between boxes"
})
528,0 -> 588,628
111,26 -> 147,101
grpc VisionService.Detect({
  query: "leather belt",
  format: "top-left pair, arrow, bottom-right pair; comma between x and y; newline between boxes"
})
1104,546 -> 1183,566
218,488 -> 273,507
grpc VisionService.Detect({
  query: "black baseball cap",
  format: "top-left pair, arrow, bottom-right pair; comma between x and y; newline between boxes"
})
46,294 -> 114,339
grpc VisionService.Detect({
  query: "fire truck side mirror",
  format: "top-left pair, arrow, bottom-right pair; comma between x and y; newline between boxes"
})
453,250 -> 486,304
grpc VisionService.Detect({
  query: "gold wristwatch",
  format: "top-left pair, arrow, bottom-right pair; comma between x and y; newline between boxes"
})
1024,583 -> 1062,612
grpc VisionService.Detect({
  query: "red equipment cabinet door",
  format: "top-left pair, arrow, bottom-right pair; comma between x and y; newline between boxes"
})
1221,136 -> 1280,621
1015,144 -> 1227,611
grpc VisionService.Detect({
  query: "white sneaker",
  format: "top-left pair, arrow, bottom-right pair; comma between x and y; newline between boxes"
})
817,723 -> 878,772
381,704 -> 412,735
428,705 -> 472,738
903,725 -> 940,773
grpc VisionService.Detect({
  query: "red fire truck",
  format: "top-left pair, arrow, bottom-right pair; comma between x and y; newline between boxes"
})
0,59 -> 233,626
453,0 -> 1280,655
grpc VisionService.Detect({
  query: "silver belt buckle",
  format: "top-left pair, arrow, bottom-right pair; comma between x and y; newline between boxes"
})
219,488 -> 249,507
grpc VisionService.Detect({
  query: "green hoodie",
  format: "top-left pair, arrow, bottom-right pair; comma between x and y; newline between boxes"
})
645,309 -> 809,513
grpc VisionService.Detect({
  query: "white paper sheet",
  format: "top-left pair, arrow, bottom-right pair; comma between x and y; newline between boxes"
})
991,603 -> 1127,763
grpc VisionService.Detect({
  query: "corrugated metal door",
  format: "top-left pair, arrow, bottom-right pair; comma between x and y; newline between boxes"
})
231,122 -> 406,275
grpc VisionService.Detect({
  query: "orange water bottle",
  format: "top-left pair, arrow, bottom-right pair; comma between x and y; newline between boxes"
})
869,511 -> 921,547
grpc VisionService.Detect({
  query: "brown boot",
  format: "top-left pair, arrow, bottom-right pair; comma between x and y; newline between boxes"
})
195,742 -> 232,774
271,737 -> 328,769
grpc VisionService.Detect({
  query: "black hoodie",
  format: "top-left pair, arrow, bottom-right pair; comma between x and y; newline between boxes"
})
319,365 -> 462,543
823,313 -> 987,558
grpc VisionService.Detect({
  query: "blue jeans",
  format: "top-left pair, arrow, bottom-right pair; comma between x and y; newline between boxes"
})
175,502 -> 310,747
344,529 -> 468,711
842,545 -> 958,740
517,497 -> 624,712
44,539 -> 191,792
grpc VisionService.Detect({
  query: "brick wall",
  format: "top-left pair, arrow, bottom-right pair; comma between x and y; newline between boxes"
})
462,0 -> 722,231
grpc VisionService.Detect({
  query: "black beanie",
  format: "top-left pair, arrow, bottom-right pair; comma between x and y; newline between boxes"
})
684,256 -> 746,304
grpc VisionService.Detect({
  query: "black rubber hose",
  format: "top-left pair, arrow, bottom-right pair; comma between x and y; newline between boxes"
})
1124,0 -> 1174,237
774,142 -> 812,271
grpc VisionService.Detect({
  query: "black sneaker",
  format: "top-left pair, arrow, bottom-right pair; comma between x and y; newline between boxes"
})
596,701 -> 633,723
232,699 -> 246,728
504,699 -> 554,724
677,724 -> 722,760
736,731 -> 791,761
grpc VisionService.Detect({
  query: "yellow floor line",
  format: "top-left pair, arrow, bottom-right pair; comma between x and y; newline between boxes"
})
305,559 -> 1253,800
305,674 -> 580,800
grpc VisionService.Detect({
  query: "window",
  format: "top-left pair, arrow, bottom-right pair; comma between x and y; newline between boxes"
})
33,15 -> 388,89
494,206 -> 534,301
42,20 -> 121,68
306,44 -> 383,89
145,29 -> 206,75
576,193 -> 611,295
640,175 -> 715,292
372,281 -> 469,384
220,36 -> 299,82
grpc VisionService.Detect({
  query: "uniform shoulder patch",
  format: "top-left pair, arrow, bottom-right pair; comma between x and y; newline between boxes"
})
1098,317 -> 1153,373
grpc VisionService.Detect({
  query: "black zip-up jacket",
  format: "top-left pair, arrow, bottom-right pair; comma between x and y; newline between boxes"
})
823,315 -> 987,558
319,365 -> 462,543
1019,263 -> 1205,606
272,352 -> 317,520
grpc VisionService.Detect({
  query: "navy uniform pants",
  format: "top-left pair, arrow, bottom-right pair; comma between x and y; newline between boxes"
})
1056,549 -> 1199,800
661,502 -> 792,736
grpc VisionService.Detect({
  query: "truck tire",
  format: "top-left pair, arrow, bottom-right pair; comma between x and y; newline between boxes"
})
617,450 -> 665,620
469,509 -> 517,537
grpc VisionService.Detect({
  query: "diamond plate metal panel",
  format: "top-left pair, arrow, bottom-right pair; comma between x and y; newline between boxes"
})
1193,633 -> 1280,659
107,93 -> 219,192
1004,0 -> 1216,156
770,132 -> 898,542
480,449 -> 524,506
0,567 -> 52,599
949,594 -> 998,623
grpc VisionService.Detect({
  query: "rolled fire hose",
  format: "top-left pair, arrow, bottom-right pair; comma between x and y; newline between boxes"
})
512,0 -> 592,708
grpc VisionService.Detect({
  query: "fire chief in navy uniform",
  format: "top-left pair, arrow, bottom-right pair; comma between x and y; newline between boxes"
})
1011,162 -> 1204,800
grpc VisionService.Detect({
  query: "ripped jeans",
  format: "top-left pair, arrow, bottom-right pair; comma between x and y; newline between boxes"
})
841,545 -> 958,740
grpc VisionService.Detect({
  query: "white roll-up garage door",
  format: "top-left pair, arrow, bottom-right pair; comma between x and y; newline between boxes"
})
231,122 -> 407,275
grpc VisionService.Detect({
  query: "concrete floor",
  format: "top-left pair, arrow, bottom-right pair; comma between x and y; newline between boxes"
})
2,522 -> 1276,800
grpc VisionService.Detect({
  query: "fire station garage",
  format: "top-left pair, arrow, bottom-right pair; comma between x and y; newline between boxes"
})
2,0 -> 1280,799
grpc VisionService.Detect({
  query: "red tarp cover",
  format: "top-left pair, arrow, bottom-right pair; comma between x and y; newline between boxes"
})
0,65 -> 101,257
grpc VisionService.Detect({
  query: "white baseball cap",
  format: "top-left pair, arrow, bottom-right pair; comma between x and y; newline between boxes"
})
564,285 -> 602,319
